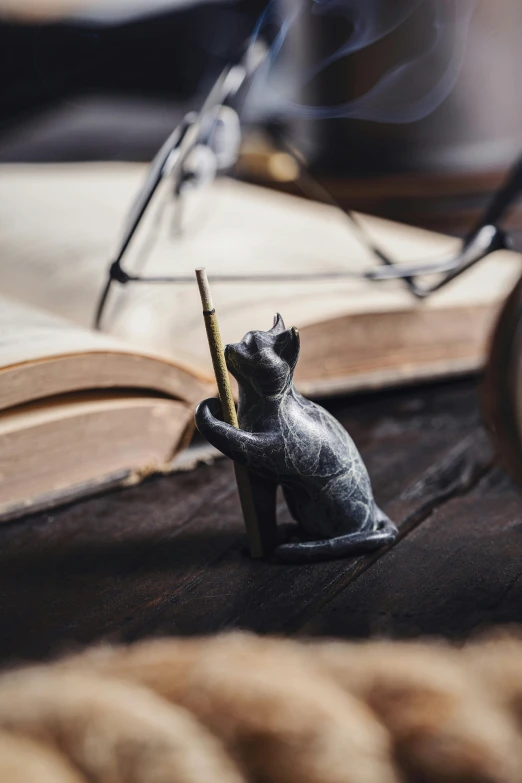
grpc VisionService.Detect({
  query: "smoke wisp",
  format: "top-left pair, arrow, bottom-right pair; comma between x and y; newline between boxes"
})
249,0 -> 477,124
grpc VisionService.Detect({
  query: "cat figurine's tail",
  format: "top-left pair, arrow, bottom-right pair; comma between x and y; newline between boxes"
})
275,507 -> 397,563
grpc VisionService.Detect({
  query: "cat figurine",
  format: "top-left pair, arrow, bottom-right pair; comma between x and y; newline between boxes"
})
195,313 -> 398,562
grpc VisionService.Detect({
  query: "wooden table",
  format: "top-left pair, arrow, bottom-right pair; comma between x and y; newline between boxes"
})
1,376 -> 521,665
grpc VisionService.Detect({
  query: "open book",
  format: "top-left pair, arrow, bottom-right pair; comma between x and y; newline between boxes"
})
0,162 -> 520,520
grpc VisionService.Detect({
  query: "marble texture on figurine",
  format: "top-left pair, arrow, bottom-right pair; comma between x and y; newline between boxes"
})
195,314 -> 397,562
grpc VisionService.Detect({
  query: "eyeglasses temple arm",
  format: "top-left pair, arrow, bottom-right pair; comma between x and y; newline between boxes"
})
116,117 -> 196,265
467,152 -> 522,241
274,133 -> 429,297
93,167 -> 165,330
413,225 -> 509,296
367,224 -> 507,282
93,117 -> 197,330
369,153 -> 522,288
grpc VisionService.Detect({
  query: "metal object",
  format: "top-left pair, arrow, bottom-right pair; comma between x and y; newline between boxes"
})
93,40 -> 522,329
93,52 -> 256,328
366,224 -> 509,297
195,313 -> 398,562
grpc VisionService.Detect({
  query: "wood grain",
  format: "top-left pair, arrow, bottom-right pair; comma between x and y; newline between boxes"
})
301,466 -> 522,640
0,378 -> 501,665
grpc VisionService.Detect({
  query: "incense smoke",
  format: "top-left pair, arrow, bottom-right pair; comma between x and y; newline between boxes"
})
248,0 -> 477,124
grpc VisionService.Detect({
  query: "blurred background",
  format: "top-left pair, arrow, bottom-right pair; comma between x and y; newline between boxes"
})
1,0 -> 521,235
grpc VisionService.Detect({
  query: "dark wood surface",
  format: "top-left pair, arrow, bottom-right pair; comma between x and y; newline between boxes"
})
1,376 -> 522,666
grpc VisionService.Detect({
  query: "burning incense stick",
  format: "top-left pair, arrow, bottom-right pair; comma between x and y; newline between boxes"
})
195,268 -> 263,558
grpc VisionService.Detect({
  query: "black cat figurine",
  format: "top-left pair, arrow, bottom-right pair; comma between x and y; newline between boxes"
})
195,314 -> 398,562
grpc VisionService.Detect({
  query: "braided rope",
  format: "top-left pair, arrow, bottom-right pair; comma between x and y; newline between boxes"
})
1,632 -> 522,782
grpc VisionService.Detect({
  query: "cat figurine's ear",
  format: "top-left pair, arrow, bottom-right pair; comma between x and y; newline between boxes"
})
274,325 -> 300,371
269,313 -> 286,335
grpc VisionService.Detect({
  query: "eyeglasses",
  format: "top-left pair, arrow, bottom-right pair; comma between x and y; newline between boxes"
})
94,42 -> 521,331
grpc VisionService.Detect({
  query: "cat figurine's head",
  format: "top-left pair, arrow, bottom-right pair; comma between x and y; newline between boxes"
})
225,313 -> 300,396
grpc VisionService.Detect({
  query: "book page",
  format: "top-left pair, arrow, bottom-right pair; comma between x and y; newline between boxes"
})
0,294 -> 208,410
0,295 -> 134,367
0,163 -> 520,375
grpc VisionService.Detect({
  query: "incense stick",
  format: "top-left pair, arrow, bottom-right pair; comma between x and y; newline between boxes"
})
195,268 -> 263,559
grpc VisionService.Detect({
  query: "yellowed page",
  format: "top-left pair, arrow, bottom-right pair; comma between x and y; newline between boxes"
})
0,295 -> 135,366
0,295 -> 208,408
0,162 -> 520,376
